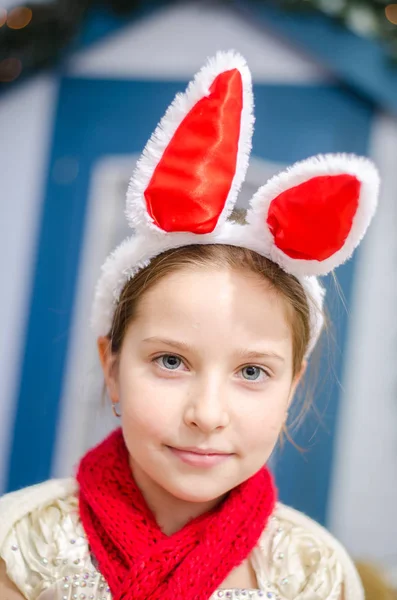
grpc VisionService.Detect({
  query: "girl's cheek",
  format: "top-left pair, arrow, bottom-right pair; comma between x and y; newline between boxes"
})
236,406 -> 286,448
123,397 -> 176,436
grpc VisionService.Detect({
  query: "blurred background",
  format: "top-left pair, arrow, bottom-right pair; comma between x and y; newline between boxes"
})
0,0 -> 396,594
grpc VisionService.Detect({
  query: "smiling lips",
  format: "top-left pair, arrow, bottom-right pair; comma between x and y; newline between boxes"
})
167,446 -> 233,468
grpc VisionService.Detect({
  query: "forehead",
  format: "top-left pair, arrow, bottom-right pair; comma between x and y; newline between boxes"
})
132,267 -> 292,354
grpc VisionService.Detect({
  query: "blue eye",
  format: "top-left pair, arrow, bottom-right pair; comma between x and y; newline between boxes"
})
158,354 -> 182,370
241,366 -> 265,381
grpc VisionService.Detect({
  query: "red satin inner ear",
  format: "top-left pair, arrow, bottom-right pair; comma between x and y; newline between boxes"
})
267,174 -> 361,261
144,69 -> 242,233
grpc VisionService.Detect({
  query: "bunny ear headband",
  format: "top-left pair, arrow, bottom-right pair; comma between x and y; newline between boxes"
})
92,51 -> 380,356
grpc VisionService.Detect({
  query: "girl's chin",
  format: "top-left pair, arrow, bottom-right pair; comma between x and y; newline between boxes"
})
164,486 -> 229,505
160,471 -> 237,504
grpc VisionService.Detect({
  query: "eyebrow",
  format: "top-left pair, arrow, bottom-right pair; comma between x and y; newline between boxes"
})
238,349 -> 285,363
143,336 -> 192,352
142,337 -> 285,363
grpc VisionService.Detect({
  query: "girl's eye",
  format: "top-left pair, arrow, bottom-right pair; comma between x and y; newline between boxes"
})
241,365 -> 268,382
155,354 -> 183,370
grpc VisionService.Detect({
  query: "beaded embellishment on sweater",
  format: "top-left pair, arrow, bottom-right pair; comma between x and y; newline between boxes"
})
1,492 -> 345,600
5,527 -> 280,600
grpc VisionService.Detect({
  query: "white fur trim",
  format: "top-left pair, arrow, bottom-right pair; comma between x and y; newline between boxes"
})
125,50 -> 254,234
301,276 -> 326,356
246,153 -> 380,277
91,221 -> 325,357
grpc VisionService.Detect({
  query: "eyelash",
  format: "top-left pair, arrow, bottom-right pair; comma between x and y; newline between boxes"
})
152,354 -> 271,383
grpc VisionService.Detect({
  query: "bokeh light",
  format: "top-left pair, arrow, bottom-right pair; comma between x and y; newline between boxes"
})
0,57 -> 23,82
7,6 -> 32,29
0,8 -> 7,27
385,4 -> 397,25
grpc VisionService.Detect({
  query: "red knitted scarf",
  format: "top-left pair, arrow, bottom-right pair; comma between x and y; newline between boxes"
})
77,428 -> 277,600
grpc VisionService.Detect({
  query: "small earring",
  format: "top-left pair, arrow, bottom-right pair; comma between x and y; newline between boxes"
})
112,401 -> 121,418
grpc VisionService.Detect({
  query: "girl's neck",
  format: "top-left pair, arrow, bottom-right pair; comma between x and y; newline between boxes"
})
130,459 -> 226,535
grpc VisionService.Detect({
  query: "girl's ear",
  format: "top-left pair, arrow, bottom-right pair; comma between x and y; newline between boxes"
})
246,154 -> 380,277
126,51 -> 254,235
97,336 -> 120,405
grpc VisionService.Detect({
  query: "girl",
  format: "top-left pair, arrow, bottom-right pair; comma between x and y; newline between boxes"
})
0,51 -> 379,600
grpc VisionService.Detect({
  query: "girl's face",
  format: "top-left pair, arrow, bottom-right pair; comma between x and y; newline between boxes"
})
100,267 -> 303,504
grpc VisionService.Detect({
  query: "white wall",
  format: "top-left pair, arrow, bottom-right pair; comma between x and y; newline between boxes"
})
0,76 -> 58,491
328,112 -> 397,568
69,1 -> 331,82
